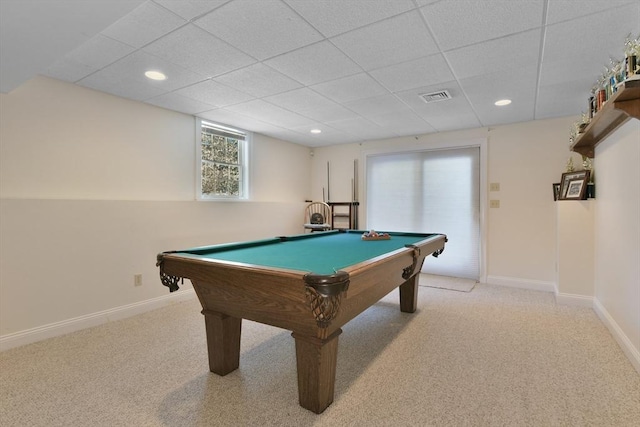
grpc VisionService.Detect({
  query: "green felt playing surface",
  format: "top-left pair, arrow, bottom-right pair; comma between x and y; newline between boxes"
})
178,231 -> 433,275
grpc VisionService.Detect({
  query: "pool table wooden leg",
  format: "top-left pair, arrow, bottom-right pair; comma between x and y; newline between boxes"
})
291,329 -> 342,414
202,310 -> 242,376
399,274 -> 418,313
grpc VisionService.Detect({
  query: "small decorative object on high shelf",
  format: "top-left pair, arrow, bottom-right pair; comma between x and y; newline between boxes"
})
582,156 -> 595,199
625,33 -> 639,79
565,157 -> 575,172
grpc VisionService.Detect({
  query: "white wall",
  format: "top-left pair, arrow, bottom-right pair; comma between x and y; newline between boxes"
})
311,118 -> 581,288
593,120 -> 640,372
555,201 -> 595,302
0,77 -> 311,346
486,118 -> 583,289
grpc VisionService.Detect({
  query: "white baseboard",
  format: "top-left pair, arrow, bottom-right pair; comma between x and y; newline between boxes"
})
554,292 -> 594,307
485,275 -> 555,292
593,298 -> 640,375
0,289 -> 196,352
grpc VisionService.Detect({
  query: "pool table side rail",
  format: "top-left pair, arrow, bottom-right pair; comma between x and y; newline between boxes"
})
337,233 -> 446,276
156,233 -> 446,337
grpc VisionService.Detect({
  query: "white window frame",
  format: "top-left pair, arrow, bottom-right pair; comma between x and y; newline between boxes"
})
196,118 -> 250,201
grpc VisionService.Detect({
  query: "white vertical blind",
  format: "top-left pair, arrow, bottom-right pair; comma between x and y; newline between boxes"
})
367,147 -> 480,279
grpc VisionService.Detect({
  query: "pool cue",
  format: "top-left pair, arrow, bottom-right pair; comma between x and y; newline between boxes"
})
327,161 -> 330,202
351,179 -> 354,203
353,159 -> 358,229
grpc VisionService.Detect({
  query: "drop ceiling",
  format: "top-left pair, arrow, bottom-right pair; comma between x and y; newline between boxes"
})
1,0 -> 638,147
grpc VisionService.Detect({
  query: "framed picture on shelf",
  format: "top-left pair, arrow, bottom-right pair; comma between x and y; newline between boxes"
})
552,183 -> 561,201
559,170 -> 590,200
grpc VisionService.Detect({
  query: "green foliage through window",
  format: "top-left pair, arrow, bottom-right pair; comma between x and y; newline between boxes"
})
200,121 -> 247,198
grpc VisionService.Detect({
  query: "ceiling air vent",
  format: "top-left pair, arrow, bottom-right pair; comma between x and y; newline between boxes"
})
419,90 -> 452,103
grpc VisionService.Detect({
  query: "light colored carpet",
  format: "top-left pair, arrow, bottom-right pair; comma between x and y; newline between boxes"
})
1,284 -> 639,426
420,273 -> 477,292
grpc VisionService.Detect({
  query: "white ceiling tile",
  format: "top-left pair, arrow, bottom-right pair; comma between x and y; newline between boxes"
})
535,79 -> 588,120
445,29 -> 542,80
369,53 -> 454,92
4,0 -> 631,147
101,2 -> 186,48
546,0 -> 638,25
226,99 -> 316,128
299,105 -> 359,123
153,0 -> 231,21
421,0 -> 544,51
310,73 -> 388,103
284,0 -> 415,37
367,110 -> 435,136
264,41 -> 362,86
0,0 -> 144,93
212,63 -> 302,98
264,88 -> 337,113
324,116 -> 389,140
77,51 -> 205,101
538,58 -> 605,91
332,11 -> 439,71
146,91 -> 215,114
543,4 -> 639,64
460,69 -> 537,126
43,58 -> 97,84
344,94 -> 411,118
143,24 -> 255,78
423,109 -> 481,133
194,0 -> 323,60
173,80 -> 254,107
62,34 -> 135,70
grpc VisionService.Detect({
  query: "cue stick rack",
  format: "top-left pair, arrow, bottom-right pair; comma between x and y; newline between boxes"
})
328,201 -> 359,230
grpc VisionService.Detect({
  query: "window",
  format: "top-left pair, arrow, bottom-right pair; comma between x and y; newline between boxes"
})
197,119 -> 249,200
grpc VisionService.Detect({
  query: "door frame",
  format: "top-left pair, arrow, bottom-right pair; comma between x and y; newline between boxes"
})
361,136 -> 487,283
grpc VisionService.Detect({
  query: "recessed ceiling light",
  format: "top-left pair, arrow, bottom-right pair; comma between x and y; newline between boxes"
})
145,70 -> 167,81
310,129 -> 322,134
494,99 -> 512,106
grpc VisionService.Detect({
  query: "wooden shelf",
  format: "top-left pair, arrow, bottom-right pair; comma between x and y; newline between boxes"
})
570,79 -> 640,158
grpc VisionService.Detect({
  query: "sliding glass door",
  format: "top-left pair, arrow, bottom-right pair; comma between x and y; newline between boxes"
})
366,147 -> 480,279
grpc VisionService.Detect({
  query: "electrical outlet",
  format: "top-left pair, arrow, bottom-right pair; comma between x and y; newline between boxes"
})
489,182 -> 500,191
134,274 -> 143,286
490,200 -> 500,208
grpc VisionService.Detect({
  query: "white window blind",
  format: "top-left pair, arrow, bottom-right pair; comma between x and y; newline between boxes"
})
366,147 -> 480,279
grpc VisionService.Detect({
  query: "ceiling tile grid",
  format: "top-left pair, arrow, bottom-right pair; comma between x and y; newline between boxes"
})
193,0 -> 324,60
141,24 -> 256,78
330,10 -> 440,71
284,0 -> 416,38
0,0 -> 631,146
100,1 -> 187,49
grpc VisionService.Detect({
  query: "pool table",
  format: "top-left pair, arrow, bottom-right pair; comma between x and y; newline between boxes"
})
156,229 -> 446,413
